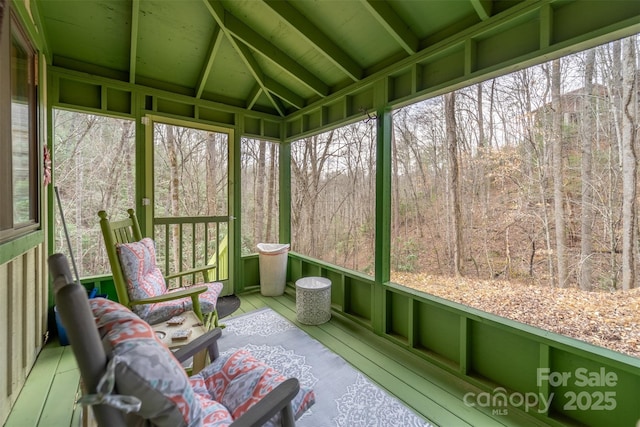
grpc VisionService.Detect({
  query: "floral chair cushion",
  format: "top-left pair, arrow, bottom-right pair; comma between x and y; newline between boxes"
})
140,282 -> 224,325
116,238 -> 167,301
89,298 -> 313,427
116,238 -> 224,324
190,349 -> 316,426
89,297 -> 203,426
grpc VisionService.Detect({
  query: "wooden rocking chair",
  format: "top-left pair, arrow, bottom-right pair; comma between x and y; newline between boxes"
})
48,253 -> 313,427
98,208 -> 221,327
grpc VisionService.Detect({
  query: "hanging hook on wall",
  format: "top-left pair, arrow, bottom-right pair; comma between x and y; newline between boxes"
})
359,107 -> 377,123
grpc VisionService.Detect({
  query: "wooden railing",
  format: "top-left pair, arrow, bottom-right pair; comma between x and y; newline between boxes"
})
153,215 -> 229,287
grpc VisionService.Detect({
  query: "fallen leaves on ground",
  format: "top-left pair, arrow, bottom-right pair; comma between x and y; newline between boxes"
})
391,273 -> 640,359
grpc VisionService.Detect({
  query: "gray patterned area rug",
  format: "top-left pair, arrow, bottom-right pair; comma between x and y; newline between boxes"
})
217,307 -> 433,427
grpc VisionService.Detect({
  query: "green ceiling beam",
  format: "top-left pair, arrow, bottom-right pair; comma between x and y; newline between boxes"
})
246,84 -> 262,110
470,0 -> 493,21
203,0 -> 285,115
540,3 -> 552,49
263,0 -> 363,82
203,0 -> 225,29
234,41 -> 286,116
263,76 -> 305,110
361,0 -> 418,55
223,11 -> 330,98
196,26 -> 224,99
129,0 -> 140,84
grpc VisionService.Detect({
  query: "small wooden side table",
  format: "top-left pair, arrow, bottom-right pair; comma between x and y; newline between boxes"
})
151,311 -> 208,373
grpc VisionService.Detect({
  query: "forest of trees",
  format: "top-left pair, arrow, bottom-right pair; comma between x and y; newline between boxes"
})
289,35 -> 639,293
291,122 -> 376,274
54,35 -> 638,297
390,35 -> 638,291
53,111 -> 135,277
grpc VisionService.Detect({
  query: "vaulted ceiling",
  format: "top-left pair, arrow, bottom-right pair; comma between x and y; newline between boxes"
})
36,0 -> 530,117
36,0 -> 639,120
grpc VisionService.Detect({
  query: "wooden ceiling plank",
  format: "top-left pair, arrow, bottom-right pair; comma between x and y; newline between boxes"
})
470,0 -> 493,21
361,0 -> 418,55
129,0 -> 140,84
223,11 -> 330,97
196,26 -> 224,99
263,0 -> 362,81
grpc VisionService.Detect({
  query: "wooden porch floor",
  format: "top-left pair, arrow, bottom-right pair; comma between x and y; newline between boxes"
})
237,291 -> 550,427
6,291 -> 554,427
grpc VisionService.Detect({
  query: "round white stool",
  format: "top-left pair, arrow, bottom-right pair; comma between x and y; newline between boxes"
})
295,276 -> 331,325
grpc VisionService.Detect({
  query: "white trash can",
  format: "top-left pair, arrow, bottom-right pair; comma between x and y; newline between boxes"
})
257,243 -> 290,296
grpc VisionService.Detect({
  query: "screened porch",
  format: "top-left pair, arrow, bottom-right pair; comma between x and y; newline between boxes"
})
2,1 -> 640,426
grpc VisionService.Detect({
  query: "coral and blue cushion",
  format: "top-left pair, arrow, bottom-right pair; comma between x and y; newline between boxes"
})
116,237 -> 223,325
116,238 -> 166,300
190,349 -> 316,426
88,298 -> 313,427
89,297 -> 203,426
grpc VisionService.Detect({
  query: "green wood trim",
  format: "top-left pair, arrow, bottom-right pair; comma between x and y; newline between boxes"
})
538,344 -> 550,415
129,286 -> 204,304
129,0 -> 140,85
385,281 -> 640,373
141,112 -> 154,236
48,66 -> 276,121
228,121 -> 240,295
408,298 -> 416,348
539,3 -> 552,49
0,230 -> 44,265
288,251 -> 374,283
374,107 -> 392,284
10,1 -> 46,53
196,27 -> 223,99
165,266 -> 215,281
460,317 -> 470,375
373,107 -> 392,334
97,210 -> 133,308
464,38 -> 477,75
279,140 -> 291,245
45,73 -> 55,258
137,93 -> 151,234
154,215 -> 229,224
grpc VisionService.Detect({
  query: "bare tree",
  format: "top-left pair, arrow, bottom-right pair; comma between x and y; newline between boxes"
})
621,37 -> 638,291
579,50 -> 596,291
264,143 -> 277,243
445,92 -> 462,276
551,59 -> 568,287
255,140 -> 266,243
206,132 -> 218,216
165,125 -> 181,272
